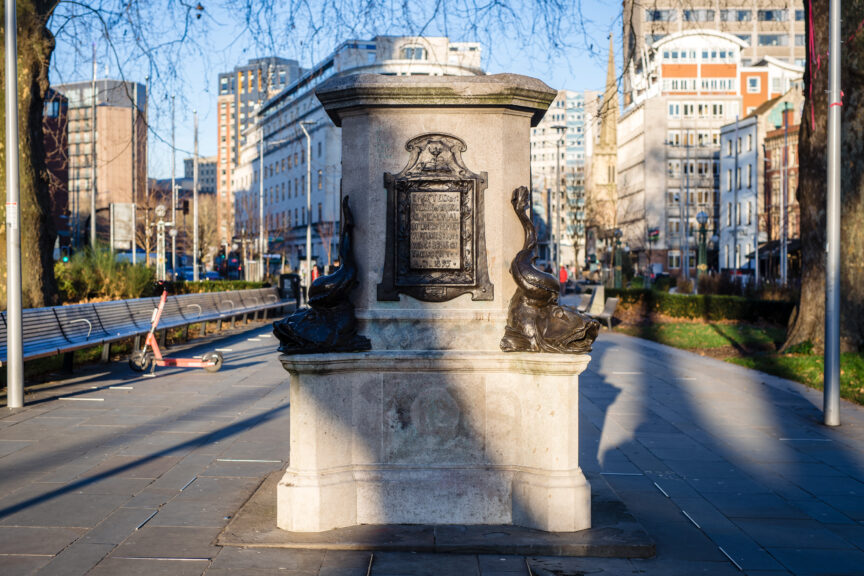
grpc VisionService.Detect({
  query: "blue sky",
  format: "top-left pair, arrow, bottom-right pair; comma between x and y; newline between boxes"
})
48,1 -> 622,179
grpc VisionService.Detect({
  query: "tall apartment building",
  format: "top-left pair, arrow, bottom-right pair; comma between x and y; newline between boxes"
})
530,90 -> 595,270
184,155 -> 218,195
718,89 -> 802,274
216,57 -> 305,244
616,30 -> 801,275
232,36 -> 483,273
623,1 -> 805,105
54,79 -> 147,246
43,89 -> 70,250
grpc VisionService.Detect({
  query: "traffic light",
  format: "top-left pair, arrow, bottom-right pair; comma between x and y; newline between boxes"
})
60,246 -> 71,263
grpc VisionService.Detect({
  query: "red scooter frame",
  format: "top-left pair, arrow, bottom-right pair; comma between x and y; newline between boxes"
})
129,290 -> 223,374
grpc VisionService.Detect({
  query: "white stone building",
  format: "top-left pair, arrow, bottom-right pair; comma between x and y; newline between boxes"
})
617,30 -> 801,276
232,36 -> 483,273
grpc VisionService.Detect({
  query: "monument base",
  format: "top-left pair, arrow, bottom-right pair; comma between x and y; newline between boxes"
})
277,351 -> 591,533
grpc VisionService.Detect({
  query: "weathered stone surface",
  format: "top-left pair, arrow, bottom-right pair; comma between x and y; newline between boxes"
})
316,73 -> 556,351
277,351 -> 591,533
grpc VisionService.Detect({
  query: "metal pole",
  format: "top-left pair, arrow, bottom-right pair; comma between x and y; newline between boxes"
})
824,0 -> 842,427
300,121 -> 314,298
733,117 -> 739,271
259,129 -> 265,281
781,103 -> 789,286
555,138 -> 561,273
682,131 -> 690,279
89,44 -> 97,247
193,111 -> 199,282
171,95 -> 176,277
757,143 -> 764,287
5,0 -> 24,408
131,84 -> 137,265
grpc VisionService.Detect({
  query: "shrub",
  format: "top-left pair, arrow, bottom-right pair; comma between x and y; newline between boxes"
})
676,276 -> 694,294
171,280 -> 267,294
653,275 -> 674,292
55,248 -> 155,303
605,288 -> 795,325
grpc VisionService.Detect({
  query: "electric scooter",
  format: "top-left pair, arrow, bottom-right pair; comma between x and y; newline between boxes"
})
129,290 -> 223,374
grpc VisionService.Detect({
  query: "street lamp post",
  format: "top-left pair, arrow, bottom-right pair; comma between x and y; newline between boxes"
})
259,129 -> 265,282
613,228 -> 623,289
552,124 -> 567,273
300,121 -> 315,302
696,210 -> 709,278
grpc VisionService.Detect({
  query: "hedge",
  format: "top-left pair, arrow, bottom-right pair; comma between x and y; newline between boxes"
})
169,280 -> 268,294
606,288 -> 795,325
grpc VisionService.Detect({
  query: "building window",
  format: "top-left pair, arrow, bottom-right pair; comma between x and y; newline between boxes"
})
758,35 -> 789,47
668,250 -> 681,269
747,202 -> 753,225
796,9 -> 805,21
721,9 -> 751,21
646,9 -> 676,21
317,169 -> 323,190
318,141 -> 322,157
758,9 -> 788,22
726,202 -> 732,226
746,164 -> 753,188
747,77 -> 761,93
402,45 -> 427,60
735,34 -> 752,46
683,9 -> 714,22
668,219 -> 681,236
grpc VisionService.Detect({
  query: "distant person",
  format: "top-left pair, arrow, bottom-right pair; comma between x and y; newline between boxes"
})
559,265 -> 568,295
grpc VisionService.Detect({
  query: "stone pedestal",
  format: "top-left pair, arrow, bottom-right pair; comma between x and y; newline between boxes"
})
277,352 -> 591,533
276,73 -> 593,534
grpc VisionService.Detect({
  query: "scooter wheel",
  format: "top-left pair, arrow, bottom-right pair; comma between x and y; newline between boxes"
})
202,351 -> 223,373
129,351 -> 153,373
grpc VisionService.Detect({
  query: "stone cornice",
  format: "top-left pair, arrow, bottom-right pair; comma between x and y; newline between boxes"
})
316,73 -> 558,127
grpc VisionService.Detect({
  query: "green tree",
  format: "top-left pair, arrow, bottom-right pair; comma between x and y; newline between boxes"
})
784,0 -> 864,352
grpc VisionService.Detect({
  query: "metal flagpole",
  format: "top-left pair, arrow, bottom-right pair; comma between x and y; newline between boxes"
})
259,129 -> 265,281
5,0 -> 24,408
781,103 -> 789,286
300,121 -> 315,300
131,84 -> 137,265
89,44 -> 97,247
193,111 -> 199,282
824,0 -> 842,426
171,95 -> 176,276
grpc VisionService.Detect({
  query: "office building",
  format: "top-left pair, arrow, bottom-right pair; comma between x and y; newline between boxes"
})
43,89 -> 70,251
718,89 -> 802,275
53,79 -> 147,246
184,155 -> 218,195
530,89 -> 597,270
216,57 -> 305,243
623,0 -> 806,105
616,29 -> 802,275
232,36 -> 483,274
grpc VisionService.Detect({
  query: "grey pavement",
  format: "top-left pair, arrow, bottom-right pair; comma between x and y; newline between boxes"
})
2,323 -> 864,575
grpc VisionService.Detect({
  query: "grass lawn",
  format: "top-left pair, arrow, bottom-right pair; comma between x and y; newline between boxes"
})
617,321 -> 864,406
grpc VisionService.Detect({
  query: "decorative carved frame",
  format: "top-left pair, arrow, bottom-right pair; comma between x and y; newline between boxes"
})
378,133 -> 493,302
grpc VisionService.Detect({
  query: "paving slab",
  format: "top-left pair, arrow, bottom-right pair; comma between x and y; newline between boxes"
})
218,471 -> 654,557
3,329 -> 864,574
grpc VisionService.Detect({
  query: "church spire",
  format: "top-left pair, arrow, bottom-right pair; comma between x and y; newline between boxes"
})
599,33 -> 618,150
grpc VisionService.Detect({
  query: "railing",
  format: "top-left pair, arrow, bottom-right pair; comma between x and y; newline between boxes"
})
0,287 -> 294,367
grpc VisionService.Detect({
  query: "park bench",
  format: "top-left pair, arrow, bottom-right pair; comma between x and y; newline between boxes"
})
0,287 -> 293,369
589,297 -> 619,329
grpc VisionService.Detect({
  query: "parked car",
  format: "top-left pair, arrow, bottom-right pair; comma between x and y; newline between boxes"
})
202,271 -> 222,281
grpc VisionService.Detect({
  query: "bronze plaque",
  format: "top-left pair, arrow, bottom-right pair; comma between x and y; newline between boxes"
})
409,191 -> 461,269
378,133 -> 493,302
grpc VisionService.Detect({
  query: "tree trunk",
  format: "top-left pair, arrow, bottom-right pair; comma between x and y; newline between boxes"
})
786,0 -> 864,352
1,1 -> 59,309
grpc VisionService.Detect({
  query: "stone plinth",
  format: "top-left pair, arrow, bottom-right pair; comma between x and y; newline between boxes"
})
277,351 -> 591,533
315,73 -> 557,351
276,73 -> 593,535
